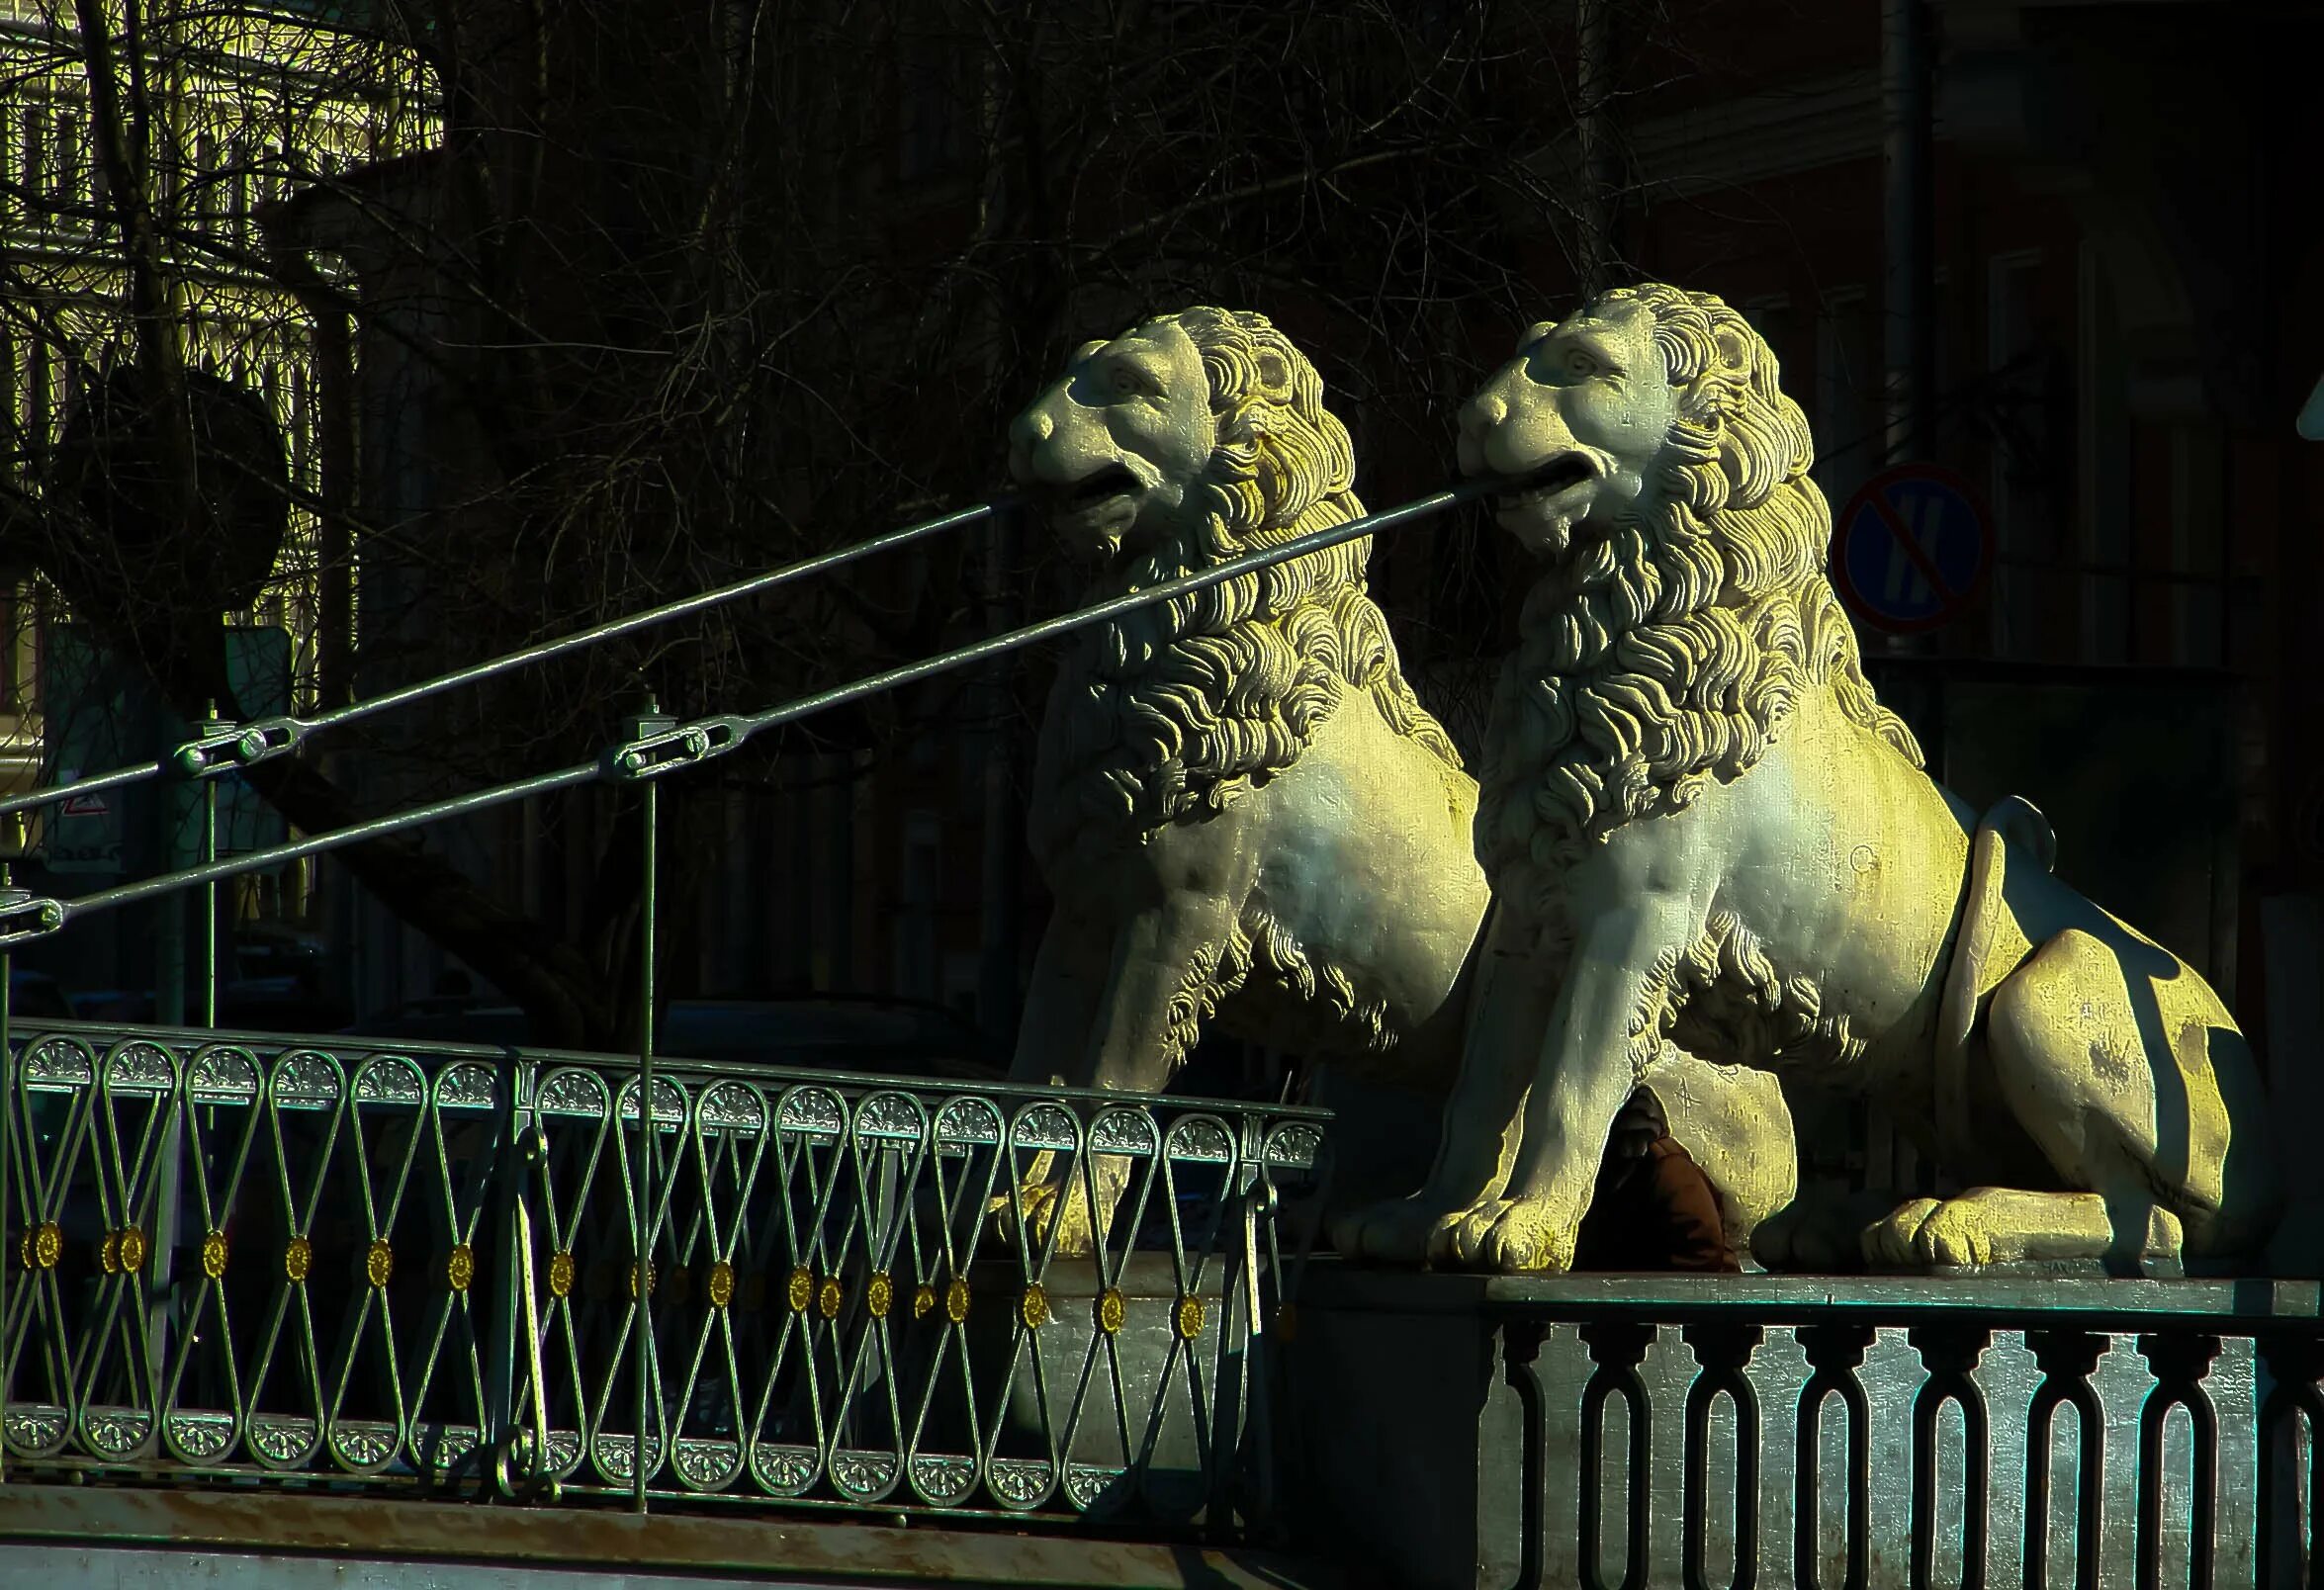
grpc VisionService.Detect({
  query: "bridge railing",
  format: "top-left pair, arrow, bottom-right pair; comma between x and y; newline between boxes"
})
2,1019 -> 1328,1527
1286,1266 -> 2324,1589
0,482 -> 1501,1524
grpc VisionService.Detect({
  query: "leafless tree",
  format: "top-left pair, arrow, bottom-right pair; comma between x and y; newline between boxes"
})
0,0 -> 1650,1048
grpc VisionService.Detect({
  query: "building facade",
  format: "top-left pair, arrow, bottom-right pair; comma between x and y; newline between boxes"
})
0,0 -> 431,995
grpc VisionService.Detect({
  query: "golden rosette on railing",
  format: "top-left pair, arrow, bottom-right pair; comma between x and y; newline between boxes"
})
22,1221 -> 61,1271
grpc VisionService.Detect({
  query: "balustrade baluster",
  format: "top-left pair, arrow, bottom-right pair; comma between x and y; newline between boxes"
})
2023,1329 -> 2106,1590
2137,1331 -> 2221,1590
2257,1333 -> 2324,1590
1578,1318 -> 1655,1590
1796,1322 -> 1876,1590
1682,1321 -> 1762,1590
1909,1323 -> 1992,1590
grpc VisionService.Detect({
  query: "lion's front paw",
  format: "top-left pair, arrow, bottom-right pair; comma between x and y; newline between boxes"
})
1862,1195 -> 1992,1269
990,1160 -> 1130,1259
989,1180 -> 1094,1257
1438,1195 -> 1576,1275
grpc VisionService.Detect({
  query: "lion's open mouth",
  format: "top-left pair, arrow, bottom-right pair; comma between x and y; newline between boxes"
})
1500,452 -> 1597,507
1059,465 -> 1141,509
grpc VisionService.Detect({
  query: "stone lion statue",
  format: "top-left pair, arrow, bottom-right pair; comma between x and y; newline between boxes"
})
1338,281 -> 2282,1275
1002,306 -> 1796,1254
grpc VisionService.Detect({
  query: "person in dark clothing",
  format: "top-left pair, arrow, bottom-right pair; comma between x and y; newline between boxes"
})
1571,1085 -> 1740,1273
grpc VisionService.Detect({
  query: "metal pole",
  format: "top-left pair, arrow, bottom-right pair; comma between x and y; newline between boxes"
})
631,700 -> 666,1514
1882,0 -> 1936,467
150,707 -> 190,1381
155,704 -> 188,1028
199,701 -> 222,1027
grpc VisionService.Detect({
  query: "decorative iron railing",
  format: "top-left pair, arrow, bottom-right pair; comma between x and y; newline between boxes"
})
1287,1267 -> 2324,1590
3,1020 -> 1327,1527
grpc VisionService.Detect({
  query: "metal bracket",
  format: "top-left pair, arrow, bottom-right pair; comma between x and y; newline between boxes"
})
600,713 -> 745,782
0,887 -> 65,948
175,715 -> 302,778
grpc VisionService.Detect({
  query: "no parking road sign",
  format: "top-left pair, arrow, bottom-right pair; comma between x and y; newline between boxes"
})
1831,464 -> 1994,635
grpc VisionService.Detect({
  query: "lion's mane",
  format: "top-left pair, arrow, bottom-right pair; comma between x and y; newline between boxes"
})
1032,307 -> 1461,867
1476,283 -> 1922,928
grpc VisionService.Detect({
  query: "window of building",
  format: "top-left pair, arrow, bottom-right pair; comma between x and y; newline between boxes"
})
894,811 -> 940,1000
1815,289 -> 1879,513
2167,424 -> 2226,667
1985,249 -> 2048,660
54,113 -> 81,214
2076,240 -> 2130,664
21,105 -> 46,223
1741,295 -> 1798,393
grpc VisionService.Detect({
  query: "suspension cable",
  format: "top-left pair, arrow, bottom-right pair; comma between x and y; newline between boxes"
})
0,497 -> 1007,818
0,482 -> 1494,946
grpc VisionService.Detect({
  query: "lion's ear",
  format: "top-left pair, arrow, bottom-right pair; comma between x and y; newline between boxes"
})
1712,322 -> 1755,379
1254,347 -> 1292,395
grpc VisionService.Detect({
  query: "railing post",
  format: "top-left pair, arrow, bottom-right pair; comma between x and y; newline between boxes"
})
627,697 -> 670,1516
195,700 -> 229,1029
146,715 -> 196,1391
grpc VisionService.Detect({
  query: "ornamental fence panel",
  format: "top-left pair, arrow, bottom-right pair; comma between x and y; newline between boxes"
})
0,1020 -> 1327,1530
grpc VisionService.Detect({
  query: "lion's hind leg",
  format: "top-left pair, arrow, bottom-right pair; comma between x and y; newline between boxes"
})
1865,925 -> 2276,1270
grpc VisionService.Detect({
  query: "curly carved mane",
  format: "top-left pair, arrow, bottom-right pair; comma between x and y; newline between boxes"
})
1032,308 -> 1460,867
1476,284 -> 1922,922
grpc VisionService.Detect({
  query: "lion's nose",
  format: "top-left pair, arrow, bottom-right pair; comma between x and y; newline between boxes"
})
1455,389 -> 1506,476
1460,391 -> 1507,440
1011,406 -> 1054,449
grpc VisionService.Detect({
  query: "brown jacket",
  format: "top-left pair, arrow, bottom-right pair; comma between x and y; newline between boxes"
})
1572,1136 -> 1739,1273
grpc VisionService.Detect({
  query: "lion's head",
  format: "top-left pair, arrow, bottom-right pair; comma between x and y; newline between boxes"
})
1009,307 -> 1362,572
1458,283 -> 1921,913
1013,308 -> 1458,861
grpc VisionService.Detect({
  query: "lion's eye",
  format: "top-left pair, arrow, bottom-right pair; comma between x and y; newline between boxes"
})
1109,364 -> 1150,398
1565,350 -> 1600,378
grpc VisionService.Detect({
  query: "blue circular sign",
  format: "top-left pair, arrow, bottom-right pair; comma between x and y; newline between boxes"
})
1830,465 -> 1994,635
